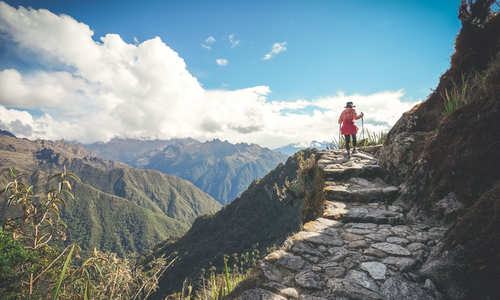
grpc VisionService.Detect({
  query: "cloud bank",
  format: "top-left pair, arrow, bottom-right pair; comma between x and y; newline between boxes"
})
0,3 -> 416,148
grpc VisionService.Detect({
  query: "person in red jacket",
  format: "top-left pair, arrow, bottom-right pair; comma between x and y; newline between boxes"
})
338,101 -> 364,157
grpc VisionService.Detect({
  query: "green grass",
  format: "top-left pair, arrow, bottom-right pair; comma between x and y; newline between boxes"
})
167,251 -> 262,300
441,73 -> 471,116
329,129 -> 387,150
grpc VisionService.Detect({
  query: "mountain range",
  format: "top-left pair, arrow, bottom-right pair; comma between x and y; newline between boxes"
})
82,138 -> 288,205
0,133 -> 221,255
273,140 -> 330,156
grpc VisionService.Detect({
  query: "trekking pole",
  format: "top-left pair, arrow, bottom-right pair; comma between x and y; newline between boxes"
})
338,124 -> 341,150
361,114 -> 365,141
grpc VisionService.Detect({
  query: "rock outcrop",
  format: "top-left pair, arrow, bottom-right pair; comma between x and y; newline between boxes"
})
377,10 -> 500,299
239,150 -> 447,299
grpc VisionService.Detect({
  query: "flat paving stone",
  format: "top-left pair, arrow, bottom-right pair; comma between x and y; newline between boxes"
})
371,242 -> 411,256
295,271 -> 323,289
294,231 -> 344,246
382,256 -> 417,271
346,269 -> 379,292
360,261 -> 387,280
386,236 -> 410,245
238,288 -> 287,300
324,177 -> 399,202
323,201 -> 405,225
249,151 -> 445,299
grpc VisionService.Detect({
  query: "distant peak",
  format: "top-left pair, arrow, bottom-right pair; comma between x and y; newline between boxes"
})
0,129 -> 16,138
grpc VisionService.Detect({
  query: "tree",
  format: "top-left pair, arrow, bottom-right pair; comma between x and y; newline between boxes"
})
459,0 -> 499,27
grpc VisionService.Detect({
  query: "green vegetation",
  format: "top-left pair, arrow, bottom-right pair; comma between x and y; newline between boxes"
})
150,149 -> 325,298
0,135 -> 221,255
329,129 -> 387,150
167,251 -> 263,299
82,138 -> 287,205
1,167 -> 172,299
440,73 -> 471,116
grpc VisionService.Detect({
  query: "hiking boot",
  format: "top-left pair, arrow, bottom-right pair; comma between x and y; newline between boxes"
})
352,148 -> 357,154
346,150 -> 350,159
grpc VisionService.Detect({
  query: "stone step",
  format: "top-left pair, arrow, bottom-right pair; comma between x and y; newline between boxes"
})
251,220 -> 448,300
324,177 -> 399,203
323,201 -> 405,225
319,150 -> 388,181
322,164 -> 386,181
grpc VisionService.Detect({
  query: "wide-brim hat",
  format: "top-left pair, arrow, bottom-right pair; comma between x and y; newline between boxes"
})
345,101 -> 355,108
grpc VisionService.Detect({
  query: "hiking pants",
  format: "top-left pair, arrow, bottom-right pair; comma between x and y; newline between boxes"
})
344,134 -> 357,152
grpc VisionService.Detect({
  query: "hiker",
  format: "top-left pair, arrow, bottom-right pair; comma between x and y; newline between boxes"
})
338,101 -> 363,158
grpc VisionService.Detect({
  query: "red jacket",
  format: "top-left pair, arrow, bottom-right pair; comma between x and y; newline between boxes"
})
338,108 -> 362,135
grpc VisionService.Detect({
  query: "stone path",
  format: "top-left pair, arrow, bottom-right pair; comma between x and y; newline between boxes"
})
239,150 -> 447,300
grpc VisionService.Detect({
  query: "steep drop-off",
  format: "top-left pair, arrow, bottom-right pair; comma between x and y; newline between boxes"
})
0,135 -> 221,255
83,138 -> 287,205
150,149 -> 325,298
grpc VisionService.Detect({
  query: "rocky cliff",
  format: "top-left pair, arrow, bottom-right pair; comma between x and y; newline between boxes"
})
377,7 -> 500,299
234,4 -> 500,300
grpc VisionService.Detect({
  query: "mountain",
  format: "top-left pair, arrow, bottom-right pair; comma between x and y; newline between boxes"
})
153,4 -> 499,298
377,8 -> 500,299
0,135 -> 221,255
149,149 -> 324,298
82,138 -> 288,205
0,129 -> 15,138
274,140 -> 330,156
81,137 -> 195,167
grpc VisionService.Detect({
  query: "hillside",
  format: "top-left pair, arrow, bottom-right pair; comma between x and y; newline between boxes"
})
151,3 -> 499,299
377,5 -> 500,299
149,149 -> 325,298
0,135 -> 221,255
82,138 -> 287,205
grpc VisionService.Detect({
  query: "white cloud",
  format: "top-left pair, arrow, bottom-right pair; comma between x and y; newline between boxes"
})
263,42 -> 287,60
205,36 -> 216,43
201,35 -> 215,49
228,34 -> 240,48
216,58 -> 228,66
0,3 -> 416,148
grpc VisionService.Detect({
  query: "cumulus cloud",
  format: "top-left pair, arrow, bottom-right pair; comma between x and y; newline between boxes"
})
0,3 -> 416,148
263,42 -> 287,60
228,34 -> 240,48
216,58 -> 228,66
201,35 -> 216,49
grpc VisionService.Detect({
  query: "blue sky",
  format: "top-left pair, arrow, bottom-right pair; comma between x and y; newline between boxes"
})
0,0 -> 462,147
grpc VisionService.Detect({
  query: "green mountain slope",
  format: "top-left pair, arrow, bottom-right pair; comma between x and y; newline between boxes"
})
149,149 -> 324,298
82,138 -> 288,205
0,135 -> 221,255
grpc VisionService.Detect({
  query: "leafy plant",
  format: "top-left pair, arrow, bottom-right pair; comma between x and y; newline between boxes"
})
1,167 -> 174,299
441,73 -> 471,116
2,166 -> 79,297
